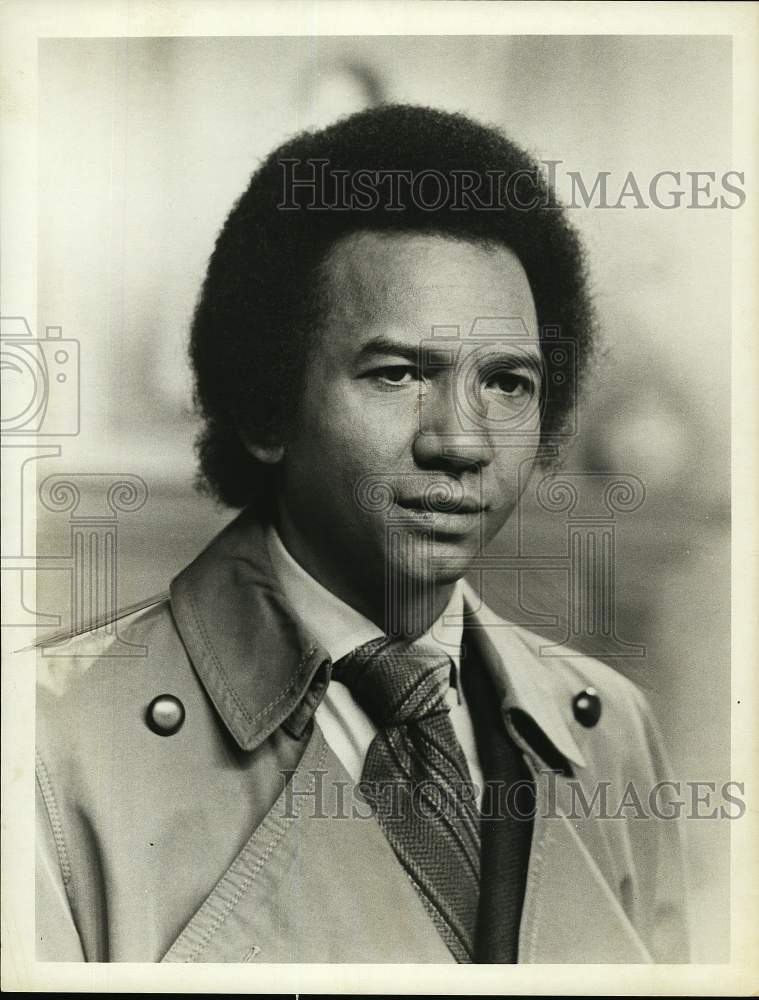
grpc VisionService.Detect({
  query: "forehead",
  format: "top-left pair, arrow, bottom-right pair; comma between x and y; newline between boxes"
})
318,231 -> 539,345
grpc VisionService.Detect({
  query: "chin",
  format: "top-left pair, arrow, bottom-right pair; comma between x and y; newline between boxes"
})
382,535 -> 476,586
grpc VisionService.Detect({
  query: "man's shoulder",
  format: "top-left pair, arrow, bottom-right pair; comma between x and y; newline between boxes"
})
508,620 -> 648,709
467,588 -> 648,714
469,594 -> 658,775
35,594 -> 179,708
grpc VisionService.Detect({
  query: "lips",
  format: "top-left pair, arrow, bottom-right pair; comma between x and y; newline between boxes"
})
397,497 -> 487,515
391,501 -> 487,537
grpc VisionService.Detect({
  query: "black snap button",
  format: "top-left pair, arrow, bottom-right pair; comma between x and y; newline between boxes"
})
572,687 -> 601,728
146,694 -> 185,736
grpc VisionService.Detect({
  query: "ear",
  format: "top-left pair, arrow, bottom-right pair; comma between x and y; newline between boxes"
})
240,432 -> 285,465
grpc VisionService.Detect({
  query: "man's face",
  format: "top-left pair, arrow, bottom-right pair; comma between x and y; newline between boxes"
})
273,231 -> 542,624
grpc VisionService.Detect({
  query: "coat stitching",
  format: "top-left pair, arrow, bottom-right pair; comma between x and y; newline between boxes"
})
187,588 -> 320,732
525,814 -> 551,962
511,755 -> 550,963
35,751 -> 73,887
184,822 -> 290,962
174,734 -> 329,962
186,589 -> 254,724
249,646 -> 320,724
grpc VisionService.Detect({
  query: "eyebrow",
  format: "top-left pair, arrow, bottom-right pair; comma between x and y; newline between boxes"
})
356,337 -> 420,364
355,335 -> 543,367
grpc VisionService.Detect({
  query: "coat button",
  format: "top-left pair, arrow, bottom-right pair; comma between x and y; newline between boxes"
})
572,687 -> 601,727
146,694 -> 185,736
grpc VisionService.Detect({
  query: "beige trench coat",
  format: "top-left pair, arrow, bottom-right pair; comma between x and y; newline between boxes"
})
36,509 -> 690,963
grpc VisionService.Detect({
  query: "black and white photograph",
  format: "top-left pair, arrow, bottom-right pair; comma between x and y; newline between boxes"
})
1,1 -> 757,994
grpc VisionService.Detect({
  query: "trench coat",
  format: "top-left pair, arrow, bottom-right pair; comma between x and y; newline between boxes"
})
35,507 -> 690,963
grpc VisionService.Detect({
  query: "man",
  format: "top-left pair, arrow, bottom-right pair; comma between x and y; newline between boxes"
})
36,104 -> 689,963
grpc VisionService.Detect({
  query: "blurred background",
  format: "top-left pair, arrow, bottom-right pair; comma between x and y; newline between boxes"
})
25,35 -> 730,960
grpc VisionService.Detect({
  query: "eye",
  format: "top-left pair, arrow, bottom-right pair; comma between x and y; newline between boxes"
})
484,370 -> 534,397
370,365 -> 419,387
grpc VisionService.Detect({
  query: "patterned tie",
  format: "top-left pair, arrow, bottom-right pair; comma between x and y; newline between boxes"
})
331,635 -> 481,963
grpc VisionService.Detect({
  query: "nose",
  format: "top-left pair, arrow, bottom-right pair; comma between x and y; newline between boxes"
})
412,378 -> 496,471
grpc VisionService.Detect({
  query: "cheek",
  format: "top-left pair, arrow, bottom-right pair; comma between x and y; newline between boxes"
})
315,389 -> 415,467
516,442 -> 539,479
285,409 -> 402,510
490,442 -> 539,506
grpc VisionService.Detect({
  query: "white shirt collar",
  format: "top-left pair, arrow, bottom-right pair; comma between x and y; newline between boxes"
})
266,524 -> 465,687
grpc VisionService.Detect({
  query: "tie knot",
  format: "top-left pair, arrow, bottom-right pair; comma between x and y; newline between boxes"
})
331,636 -> 454,728
332,636 -> 453,729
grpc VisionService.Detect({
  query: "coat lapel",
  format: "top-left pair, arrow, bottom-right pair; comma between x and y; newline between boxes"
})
462,585 -> 652,963
162,723 -> 454,964
517,767 -> 652,963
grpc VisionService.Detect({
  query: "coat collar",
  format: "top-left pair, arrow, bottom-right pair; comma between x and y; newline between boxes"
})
457,580 -> 586,769
170,508 -> 586,768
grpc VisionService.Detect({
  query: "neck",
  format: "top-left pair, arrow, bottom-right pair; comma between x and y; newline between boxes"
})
379,577 -> 456,639
274,512 -> 455,638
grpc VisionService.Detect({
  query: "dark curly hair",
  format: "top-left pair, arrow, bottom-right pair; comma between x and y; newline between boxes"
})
190,103 -> 595,509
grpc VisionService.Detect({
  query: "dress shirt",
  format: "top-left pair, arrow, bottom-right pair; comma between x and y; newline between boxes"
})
266,525 -> 485,801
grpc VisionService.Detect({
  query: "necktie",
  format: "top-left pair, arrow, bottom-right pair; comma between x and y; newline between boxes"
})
460,632 -> 535,962
331,635 -> 481,963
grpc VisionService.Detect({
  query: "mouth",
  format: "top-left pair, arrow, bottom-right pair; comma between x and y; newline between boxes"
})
393,498 -> 489,535
396,495 -> 489,514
